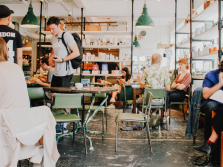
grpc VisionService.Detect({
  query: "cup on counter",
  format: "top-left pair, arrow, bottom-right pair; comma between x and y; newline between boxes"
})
75,83 -> 83,90
70,82 -> 74,87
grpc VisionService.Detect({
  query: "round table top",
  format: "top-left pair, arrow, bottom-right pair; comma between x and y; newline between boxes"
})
43,87 -> 118,94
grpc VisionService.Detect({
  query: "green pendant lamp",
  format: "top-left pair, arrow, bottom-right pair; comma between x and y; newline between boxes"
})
136,0 -> 154,29
133,35 -> 140,47
21,0 -> 40,28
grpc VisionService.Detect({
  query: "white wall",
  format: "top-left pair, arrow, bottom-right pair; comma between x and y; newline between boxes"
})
133,26 -> 170,67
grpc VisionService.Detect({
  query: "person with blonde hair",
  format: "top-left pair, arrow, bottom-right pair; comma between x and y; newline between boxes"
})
166,58 -> 192,111
0,37 -> 30,109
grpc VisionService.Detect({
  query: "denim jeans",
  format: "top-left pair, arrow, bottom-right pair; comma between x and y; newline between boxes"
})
166,89 -> 186,111
185,87 -> 203,138
201,101 -> 222,140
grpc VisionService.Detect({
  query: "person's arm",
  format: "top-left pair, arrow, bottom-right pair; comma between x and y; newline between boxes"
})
203,73 -> 223,99
176,74 -> 192,90
164,71 -> 171,91
17,48 -> 23,68
32,78 -> 50,87
54,33 -> 80,63
171,82 -> 178,89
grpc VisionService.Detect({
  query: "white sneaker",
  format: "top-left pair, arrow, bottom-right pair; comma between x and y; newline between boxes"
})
110,97 -> 116,103
106,104 -> 115,109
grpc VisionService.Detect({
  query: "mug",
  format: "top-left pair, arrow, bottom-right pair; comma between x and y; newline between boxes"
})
75,83 -> 83,89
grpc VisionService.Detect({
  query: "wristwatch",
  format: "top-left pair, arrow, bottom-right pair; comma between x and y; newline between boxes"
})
62,58 -> 64,63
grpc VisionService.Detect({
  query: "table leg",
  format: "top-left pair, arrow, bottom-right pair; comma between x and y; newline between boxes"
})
82,94 -> 85,125
85,94 -> 108,141
133,89 -> 137,114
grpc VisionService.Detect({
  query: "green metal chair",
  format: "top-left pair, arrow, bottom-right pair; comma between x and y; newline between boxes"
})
51,93 -> 87,154
123,84 -> 134,113
78,93 -> 107,133
115,91 -> 153,153
117,84 -> 134,111
169,87 -> 191,124
27,87 -> 45,106
139,88 -> 166,132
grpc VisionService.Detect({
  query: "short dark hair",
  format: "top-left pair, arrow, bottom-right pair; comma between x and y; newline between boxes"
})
218,60 -> 223,72
47,17 -> 60,26
41,57 -> 49,66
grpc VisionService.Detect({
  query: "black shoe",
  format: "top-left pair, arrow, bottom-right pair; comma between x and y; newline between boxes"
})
193,142 -> 212,158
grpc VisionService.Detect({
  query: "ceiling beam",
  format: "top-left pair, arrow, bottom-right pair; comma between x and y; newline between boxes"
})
73,0 -> 87,9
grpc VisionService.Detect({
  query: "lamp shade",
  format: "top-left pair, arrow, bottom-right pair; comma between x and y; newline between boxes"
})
136,3 -> 154,29
133,36 -> 140,47
21,3 -> 40,28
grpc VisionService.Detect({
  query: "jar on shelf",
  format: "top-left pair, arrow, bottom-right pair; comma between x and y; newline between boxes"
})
209,45 -> 213,53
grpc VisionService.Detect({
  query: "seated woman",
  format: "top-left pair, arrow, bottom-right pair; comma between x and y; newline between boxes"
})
107,67 -> 133,109
166,58 -> 192,112
0,37 -> 30,109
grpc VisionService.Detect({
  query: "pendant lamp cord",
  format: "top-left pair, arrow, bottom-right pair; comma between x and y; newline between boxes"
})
159,17 -> 161,44
144,0 -> 146,4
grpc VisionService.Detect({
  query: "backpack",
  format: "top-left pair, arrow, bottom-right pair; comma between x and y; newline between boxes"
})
61,32 -> 83,69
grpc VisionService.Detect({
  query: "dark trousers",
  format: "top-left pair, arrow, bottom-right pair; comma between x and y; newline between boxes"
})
201,101 -> 223,140
166,89 -> 186,111
211,110 -> 223,137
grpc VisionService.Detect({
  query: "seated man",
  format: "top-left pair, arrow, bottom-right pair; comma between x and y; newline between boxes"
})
193,60 -> 223,154
138,53 -> 170,126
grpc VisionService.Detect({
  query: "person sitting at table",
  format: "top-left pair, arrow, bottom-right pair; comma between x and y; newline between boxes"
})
32,56 -> 55,88
138,53 -> 170,126
107,67 -> 133,109
166,58 -> 191,112
0,37 -> 30,109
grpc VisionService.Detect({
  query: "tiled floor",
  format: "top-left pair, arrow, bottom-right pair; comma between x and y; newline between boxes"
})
19,106 -> 220,167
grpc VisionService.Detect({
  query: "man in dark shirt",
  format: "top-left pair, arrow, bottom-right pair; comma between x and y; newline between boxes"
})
0,5 -> 23,68
193,60 -> 223,157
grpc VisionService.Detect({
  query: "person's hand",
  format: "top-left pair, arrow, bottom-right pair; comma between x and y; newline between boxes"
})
176,84 -> 185,90
53,55 -> 62,63
32,78 -> 42,84
119,79 -> 126,84
219,72 -> 223,86
38,74 -> 44,79
137,74 -> 141,80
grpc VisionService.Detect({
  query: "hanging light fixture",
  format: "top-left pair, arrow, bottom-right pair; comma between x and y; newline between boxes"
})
133,35 -> 140,47
136,0 -> 154,29
21,0 -> 40,28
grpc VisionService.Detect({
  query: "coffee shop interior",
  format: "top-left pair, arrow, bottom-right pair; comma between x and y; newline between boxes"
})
1,0 -> 223,166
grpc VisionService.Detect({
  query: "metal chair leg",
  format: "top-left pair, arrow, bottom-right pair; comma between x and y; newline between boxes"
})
158,109 -> 161,135
146,121 -> 153,153
105,100 -> 108,130
83,125 -> 88,155
73,122 -> 75,144
102,111 -> 104,135
182,104 -> 186,120
19,160 -> 23,167
169,107 -> 171,125
115,122 -> 119,152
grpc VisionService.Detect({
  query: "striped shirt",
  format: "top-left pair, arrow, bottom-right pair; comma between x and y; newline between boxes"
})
174,73 -> 192,92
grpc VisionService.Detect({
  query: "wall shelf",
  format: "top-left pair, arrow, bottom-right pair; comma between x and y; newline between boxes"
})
193,51 -> 218,60
178,25 -> 217,48
83,60 -> 131,62
177,1 -> 218,33
83,45 -> 131,49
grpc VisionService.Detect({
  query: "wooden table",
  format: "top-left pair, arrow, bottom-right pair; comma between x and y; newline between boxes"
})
43,86 -> 118,149
89,83 -> 112,87
132,85 -> 144,113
